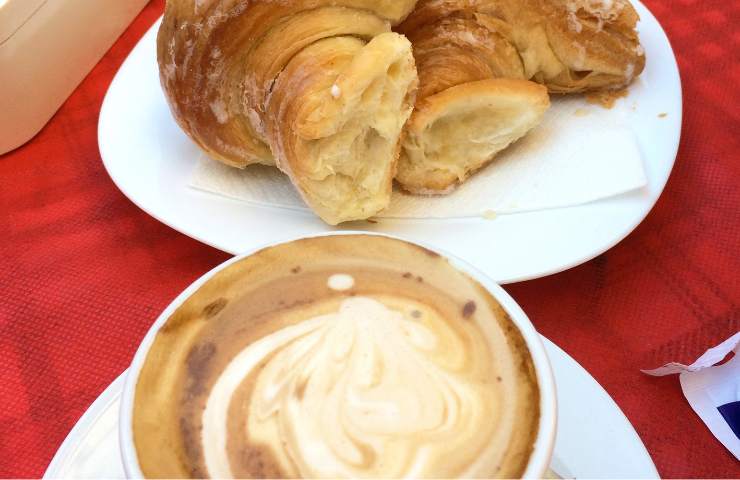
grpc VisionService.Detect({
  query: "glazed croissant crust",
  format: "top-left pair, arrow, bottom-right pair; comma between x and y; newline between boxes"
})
395,0 -> 646,193
158,0 -> 418,224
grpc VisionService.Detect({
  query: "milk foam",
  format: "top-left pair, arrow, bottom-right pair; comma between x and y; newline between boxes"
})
327,273 -> 355,291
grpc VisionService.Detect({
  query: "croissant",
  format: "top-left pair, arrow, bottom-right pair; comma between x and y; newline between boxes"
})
157,0 -> 419,224
395,0 -> 645,193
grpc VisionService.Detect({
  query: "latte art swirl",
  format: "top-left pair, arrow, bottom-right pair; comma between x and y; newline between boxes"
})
203,297 -> 495,478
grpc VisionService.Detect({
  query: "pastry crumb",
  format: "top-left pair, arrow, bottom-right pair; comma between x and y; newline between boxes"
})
585,88 -> 629,109
658,112 -> 668,118
574,108 -> 590,117
482,210 -> 498,220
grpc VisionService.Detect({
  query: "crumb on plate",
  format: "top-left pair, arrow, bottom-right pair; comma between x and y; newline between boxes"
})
586,88 -> 629,109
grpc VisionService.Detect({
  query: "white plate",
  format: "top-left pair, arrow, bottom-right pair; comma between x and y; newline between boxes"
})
44,337 -> 658,479
98,3 -> 681,284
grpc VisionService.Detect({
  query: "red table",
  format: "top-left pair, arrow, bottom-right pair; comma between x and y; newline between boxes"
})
1,0 -> 738,477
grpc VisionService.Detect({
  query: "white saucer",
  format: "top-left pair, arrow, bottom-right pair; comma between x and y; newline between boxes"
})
44,337 -> 658,479
98,1 -> 681,284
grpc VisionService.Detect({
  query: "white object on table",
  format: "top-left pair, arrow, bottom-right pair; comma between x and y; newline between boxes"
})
98,0 -> 682,284
43,338 -> 659,479
0,0 -> 148,154
643,332 -> 740,460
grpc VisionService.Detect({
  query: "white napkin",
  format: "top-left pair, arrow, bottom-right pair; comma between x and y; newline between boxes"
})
190,95 -> 647,219
643,332 -> 740,460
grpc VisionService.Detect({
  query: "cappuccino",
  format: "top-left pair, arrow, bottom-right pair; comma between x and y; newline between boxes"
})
132,235 -> 540,478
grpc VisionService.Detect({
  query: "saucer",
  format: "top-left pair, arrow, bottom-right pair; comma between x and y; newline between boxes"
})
45,337 -> 658,479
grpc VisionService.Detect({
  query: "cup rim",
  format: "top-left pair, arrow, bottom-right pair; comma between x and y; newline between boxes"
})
119,231 -> 557,479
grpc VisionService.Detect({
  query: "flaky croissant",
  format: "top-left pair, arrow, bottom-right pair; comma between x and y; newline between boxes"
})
395,0 -> 645,193
157,0 -> 419,224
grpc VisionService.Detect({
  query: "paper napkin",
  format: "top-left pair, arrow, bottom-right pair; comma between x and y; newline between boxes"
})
643,332 -> 740,460
190,95 -> 647,219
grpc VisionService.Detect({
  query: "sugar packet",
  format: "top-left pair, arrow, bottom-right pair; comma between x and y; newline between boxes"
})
643,332 -> 740,460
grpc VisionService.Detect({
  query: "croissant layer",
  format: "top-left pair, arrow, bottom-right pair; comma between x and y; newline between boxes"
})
394,0 -> 645,193
266,33 -> 418,225
399,0 -> 645,94
398,79 -> 550,194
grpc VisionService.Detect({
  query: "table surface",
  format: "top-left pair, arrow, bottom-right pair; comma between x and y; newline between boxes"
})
1,0 -> 738,477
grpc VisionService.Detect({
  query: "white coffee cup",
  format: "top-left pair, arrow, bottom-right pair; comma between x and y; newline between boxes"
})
119,232 -> 556,478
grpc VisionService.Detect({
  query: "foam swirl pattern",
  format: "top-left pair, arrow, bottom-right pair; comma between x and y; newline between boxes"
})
203,296 -> 500,478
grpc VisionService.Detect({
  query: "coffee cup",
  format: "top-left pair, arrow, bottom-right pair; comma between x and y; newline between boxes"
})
120,233 -> 556,478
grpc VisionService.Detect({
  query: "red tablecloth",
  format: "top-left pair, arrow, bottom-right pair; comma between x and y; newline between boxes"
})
1,0 -> 738,477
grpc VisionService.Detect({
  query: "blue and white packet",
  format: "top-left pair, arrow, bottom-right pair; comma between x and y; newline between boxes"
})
643,332 -> 740,460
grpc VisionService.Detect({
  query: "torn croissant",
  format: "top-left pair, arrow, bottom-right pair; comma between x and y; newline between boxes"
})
158,0 -> 646,222
395,0 -> 645,194
157,0 -> 418,224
